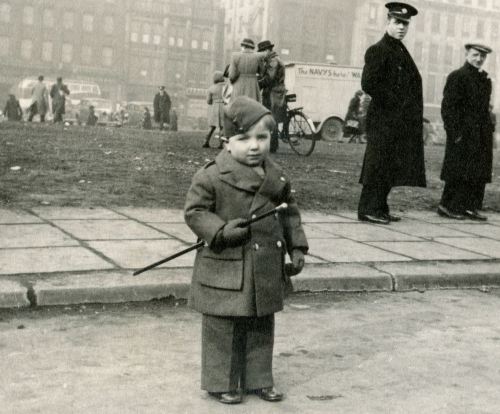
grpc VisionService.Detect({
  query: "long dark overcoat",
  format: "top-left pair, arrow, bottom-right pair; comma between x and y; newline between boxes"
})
359,33 -> 426,188
184,150 -> 308,318
440,62 -> 494,184
153,92 -> 171,124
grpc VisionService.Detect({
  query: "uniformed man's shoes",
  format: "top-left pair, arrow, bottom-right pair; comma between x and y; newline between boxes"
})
464,210 -> 488,221
208,391 -> 243,404
437,205 -> 466,220
383,213 -> 401,222
358,214 -> 390,225
255,387 -> 284,402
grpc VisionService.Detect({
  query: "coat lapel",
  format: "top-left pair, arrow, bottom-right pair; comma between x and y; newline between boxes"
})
216,150 -> 263,193
250,158 -> 287,213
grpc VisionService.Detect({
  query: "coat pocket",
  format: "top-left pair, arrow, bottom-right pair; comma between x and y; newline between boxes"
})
195,246 -> 244,291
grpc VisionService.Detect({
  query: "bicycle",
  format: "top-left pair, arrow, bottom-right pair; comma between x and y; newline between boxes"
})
278,94 -> 317,156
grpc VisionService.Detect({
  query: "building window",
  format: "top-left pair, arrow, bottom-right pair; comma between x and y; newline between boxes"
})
462,16 -> 471,36
81,46 -> 92,64
191,39 -> 198,48
23,6 -> 34,25
43,9 -> 55,28
21,39 -> 33,60
0,3 -> 11,23
444,45 -> 453,66
153,24 -> 162,45
413,41 -> 423,63
416,11 -> 425,32
83,14 -> 94,32
0,36 -> 9,56
431,13 -> 440,34
102,47 -> 113,66
62,43 -> 73,63
131,22 -> 139,42
368,3 -> 378,24
202,31 -> 211,50
446,15 -> 455,37
429,43 -> 439,64
477,20 -> 485,38
142,23 -> 151,43
426,74 -> 436,103
170,26 -> 185,47
42,41 -> 53,62
104,16 -> 114,35
492,22 -> 499,40
63,11 -> 74,29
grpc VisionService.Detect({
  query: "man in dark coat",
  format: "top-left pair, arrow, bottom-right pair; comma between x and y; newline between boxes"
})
358,2 -> 426,224
3,94 -> 23,121
258,40 -> 287,153
438,43 -> 494,221
50,77 -> 70,123
153,86 -> 171,130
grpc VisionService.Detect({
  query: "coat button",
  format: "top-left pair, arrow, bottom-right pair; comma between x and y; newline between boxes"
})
276,241 -> 282,248
251,214 -> 257,219
280,176 -> 286,182
254,243 -> 259,250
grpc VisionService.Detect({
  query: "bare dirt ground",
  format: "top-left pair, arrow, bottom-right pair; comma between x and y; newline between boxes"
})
1,122 -> 499,212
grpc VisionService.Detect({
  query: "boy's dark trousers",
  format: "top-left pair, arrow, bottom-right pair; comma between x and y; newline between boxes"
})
201,314 -> 274,392
440,181 -> 486,212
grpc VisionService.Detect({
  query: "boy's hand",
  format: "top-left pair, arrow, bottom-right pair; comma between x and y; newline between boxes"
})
290,249 -> 305,274
222,218 -> 250,247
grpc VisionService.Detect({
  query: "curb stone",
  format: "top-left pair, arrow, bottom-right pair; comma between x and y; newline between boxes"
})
0,280 -> 30,308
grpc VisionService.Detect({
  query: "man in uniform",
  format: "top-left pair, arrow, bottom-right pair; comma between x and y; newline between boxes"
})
258,40 -> 287,153
153,86 -> 171,131
438,43 -> 494,221
358,2 -> 426,224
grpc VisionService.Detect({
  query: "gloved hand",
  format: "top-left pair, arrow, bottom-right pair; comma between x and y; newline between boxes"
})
221,218 -> 250,247
287,249 -> 305,276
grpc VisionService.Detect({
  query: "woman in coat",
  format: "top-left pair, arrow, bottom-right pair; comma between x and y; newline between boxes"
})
228,39 -> 267,103
203,71 -> 225,148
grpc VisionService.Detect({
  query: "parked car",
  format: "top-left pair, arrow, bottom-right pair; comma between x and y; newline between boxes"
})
77,98 -> 115,125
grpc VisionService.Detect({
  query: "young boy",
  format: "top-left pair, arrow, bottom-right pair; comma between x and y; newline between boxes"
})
184,96 -> 309,405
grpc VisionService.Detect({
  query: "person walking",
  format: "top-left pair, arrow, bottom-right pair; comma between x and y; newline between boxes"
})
184,96 -> 308,405
142,107 -> 152,130
203,71 -> 225,148
357,2 -> 426,225
437,43 -> 495,221
28,75 -> 49,123
50,77 -> 70,123
228,38 -> 266,103
3,94 -> 23,121
153,86 -> 171,131
258,40 -> 286,153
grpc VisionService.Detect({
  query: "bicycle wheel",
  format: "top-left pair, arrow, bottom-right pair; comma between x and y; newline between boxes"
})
286,111 -> 316,156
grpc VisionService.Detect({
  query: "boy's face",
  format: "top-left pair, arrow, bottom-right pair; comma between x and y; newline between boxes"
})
226,118 -> 271,166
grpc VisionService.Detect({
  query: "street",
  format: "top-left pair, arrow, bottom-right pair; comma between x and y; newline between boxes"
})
1,290 -> 500,413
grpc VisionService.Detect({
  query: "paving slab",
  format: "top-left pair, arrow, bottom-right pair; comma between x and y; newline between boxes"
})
435,237 -> 500,259
53,220 -> 169,240
114,208 -> 184,223
301,211 -> 356,223
302,224 -> 343,239
404,210 -> 469,224
0,224 -> 78,248
292,263 -> 393,292
368,241 -> 489,261
0,247 -> 114,275
442,223 -> 500,240
307,222 -> 422,242
0,280 -> 30,308
384,219 -> 474,239
0,209 -> 43,224
147,223 -> 196,242
88,239 -> 196,269
307,238 -> 411,263
31,207 -> 125,220
375,261 -> 500,291
33,269 -> 192,306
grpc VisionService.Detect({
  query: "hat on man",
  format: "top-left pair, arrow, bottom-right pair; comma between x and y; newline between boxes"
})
465,43 -> 493,54
223,96 -> 271,138
257,40 -> 274,52
240,38 -> 255,49
159,86 -> 165,90
385,2 -> 418,21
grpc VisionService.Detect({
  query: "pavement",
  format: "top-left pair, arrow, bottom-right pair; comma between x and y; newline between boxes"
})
1,206 -> 500,308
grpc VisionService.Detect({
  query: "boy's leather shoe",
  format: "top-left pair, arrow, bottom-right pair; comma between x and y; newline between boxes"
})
464,210 -> 488,221
208,391 -> 242,404
437,205 -> 465,220
358,214 -> 390,225
256,387 -> 284,402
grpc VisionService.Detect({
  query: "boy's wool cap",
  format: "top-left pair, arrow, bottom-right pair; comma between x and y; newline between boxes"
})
223,96 -> 271,138
465,43 -> 493,54
385,2 -> 418,21
240,38 -> 255,49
